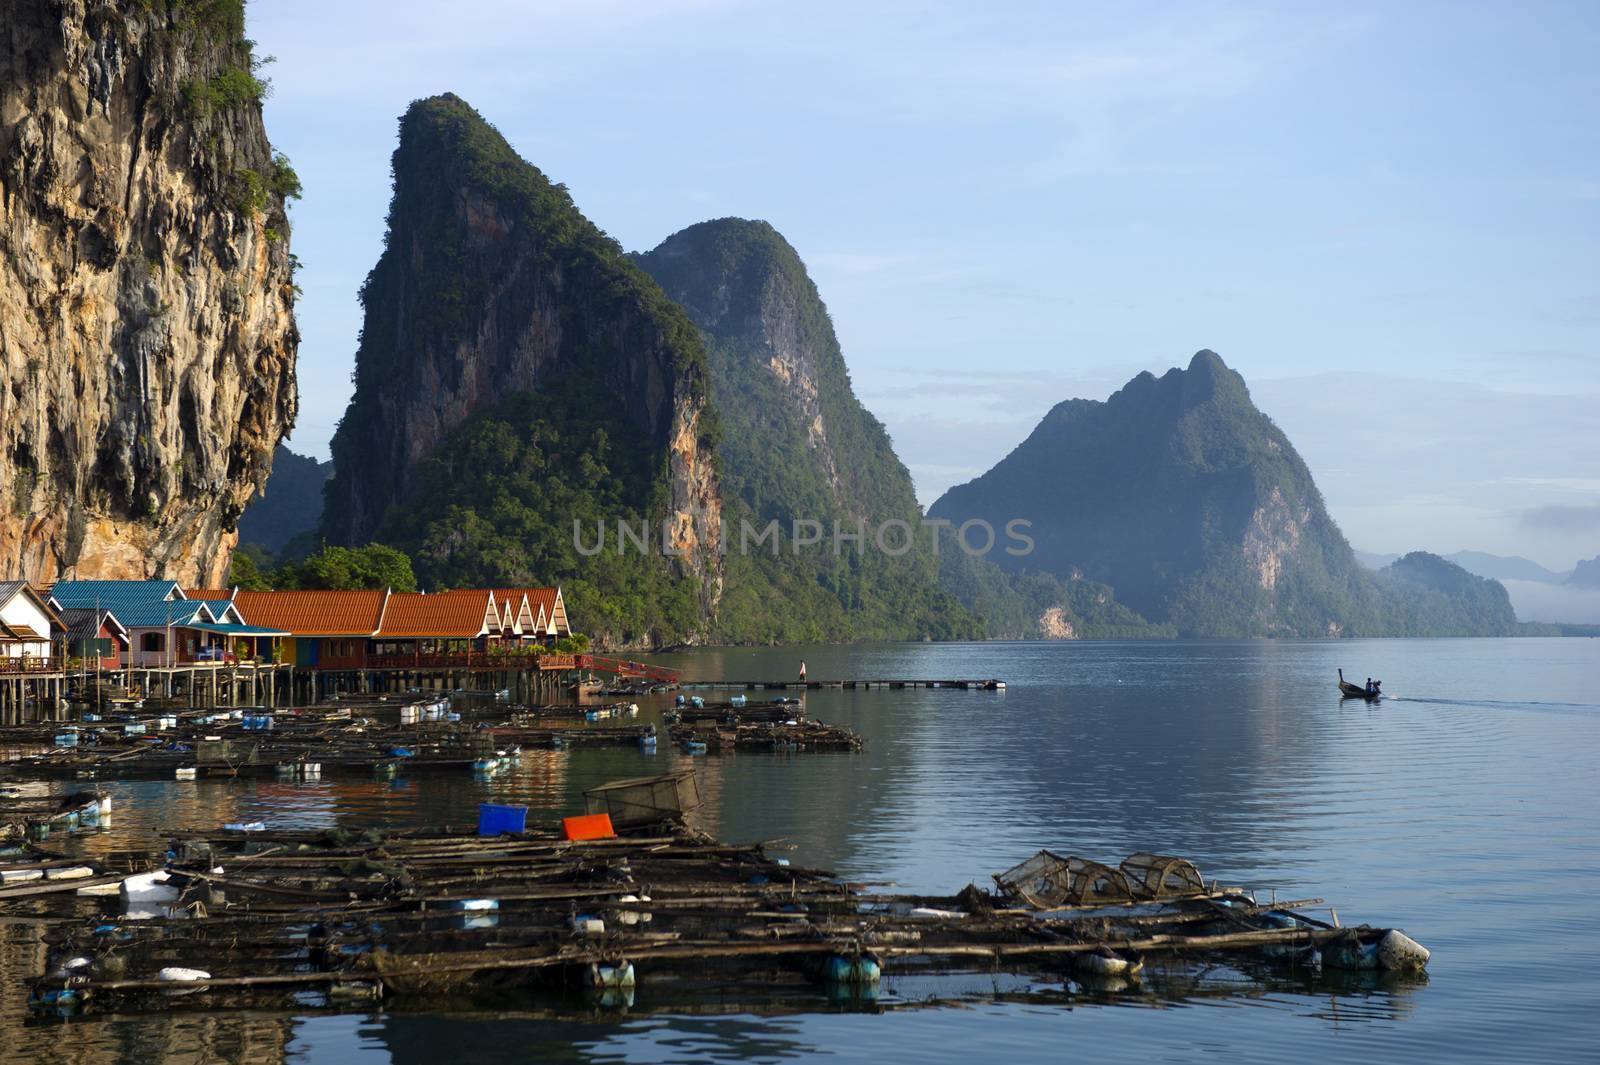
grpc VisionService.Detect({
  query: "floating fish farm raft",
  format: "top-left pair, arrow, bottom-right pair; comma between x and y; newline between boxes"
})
665,696 -> 864,752
19,785 -> 1429,1018
0,691 -> 866,780
0,697 -> 664,781
0,840 -> 152,902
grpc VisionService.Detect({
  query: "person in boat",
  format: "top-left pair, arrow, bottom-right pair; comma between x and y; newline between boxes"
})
1365,677 -> 1381,697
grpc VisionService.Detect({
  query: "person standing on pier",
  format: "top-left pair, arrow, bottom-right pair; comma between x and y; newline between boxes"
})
799,661 -> 807,683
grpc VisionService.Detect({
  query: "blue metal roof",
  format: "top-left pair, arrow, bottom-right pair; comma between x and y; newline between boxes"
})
50,580 -> 181,602
48,582 -> 201,627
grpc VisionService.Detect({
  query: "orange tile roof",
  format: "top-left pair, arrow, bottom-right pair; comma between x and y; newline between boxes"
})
233,590 -> 389,637
377,592 -> 497,639
183,588 -> 235,602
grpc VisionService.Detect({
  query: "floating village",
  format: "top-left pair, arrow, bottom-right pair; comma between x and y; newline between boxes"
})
0,579 -> 1429,1021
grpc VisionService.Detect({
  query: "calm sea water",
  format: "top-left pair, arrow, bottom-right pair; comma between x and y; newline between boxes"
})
3,638 -> 1596,1063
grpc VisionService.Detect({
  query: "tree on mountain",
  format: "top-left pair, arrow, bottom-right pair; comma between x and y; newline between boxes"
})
276,544 -> 418,592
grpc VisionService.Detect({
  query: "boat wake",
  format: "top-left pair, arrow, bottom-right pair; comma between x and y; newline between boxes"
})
1382,695 -> 1599,716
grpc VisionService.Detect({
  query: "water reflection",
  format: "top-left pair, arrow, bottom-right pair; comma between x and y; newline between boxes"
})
2,638 -> 1595,1063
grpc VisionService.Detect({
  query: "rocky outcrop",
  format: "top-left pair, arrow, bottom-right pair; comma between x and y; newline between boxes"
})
1036,606 -> 1077,639
323,95 -> 721,636
0,1 -> 298,585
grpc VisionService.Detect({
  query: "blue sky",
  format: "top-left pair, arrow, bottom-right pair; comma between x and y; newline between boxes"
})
252,0 -> 1599,569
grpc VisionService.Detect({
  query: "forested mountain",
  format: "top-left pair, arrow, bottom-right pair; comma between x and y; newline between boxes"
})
310,101 -> 1520,645
1360,550 -> 1572,585
932,351 -> 1518,637
634,219 -> 977,642
320,95 -> 721,646
1374,552 -> 1517,635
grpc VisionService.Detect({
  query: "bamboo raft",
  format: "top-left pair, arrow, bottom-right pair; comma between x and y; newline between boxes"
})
670,698 -> 804,724
0,706 -> 658,781
667,718 -> 863,754
25,819 -> 1429,1017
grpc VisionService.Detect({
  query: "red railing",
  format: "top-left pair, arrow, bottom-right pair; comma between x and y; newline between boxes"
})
293,650 -> 673,680
361,652 -> 573,671
578,654 -> 680,683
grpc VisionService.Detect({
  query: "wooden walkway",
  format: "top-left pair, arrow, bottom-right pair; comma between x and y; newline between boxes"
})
680,678 -> 1006,691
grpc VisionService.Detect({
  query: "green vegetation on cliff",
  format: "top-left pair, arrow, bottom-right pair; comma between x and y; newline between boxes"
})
1371,552 -> 1517,635
374,374 -> 705,645
938,547 -> 1176,639
635,219 -> 980,642
229,542 -> 417,593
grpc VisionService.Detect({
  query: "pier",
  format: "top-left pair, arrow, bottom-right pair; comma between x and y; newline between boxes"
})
680,678 -> 1006,691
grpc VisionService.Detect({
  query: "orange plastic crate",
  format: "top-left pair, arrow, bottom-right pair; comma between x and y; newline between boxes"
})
562,813 -> 617,841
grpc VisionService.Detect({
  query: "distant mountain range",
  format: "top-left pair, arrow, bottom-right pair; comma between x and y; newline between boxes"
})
229,97 -> 1539,645
1356,549 -> 1574,585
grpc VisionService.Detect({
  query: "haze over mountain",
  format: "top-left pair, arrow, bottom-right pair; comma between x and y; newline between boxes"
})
1354,548 -> 1600,624
1568,557 -> 1600,590
931,352 -> 1517,638
238,446 -> 330,557
1358,550 -> 1572,585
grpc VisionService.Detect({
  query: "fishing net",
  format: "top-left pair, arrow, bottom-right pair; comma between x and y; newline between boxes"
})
1118,853 -> 1207,898
363,949 -> 476,994
583,771 -> 702,828
993,851 -> 1136,907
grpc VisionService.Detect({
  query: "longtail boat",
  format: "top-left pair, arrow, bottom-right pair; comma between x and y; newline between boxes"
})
1337,669 -> 1380,700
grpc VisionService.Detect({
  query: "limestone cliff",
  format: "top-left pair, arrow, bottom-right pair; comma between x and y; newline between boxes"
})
324,95 -> 721,642
0,0 -> 298,585
635,218 -> 978,642
637,220 -> 846,508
